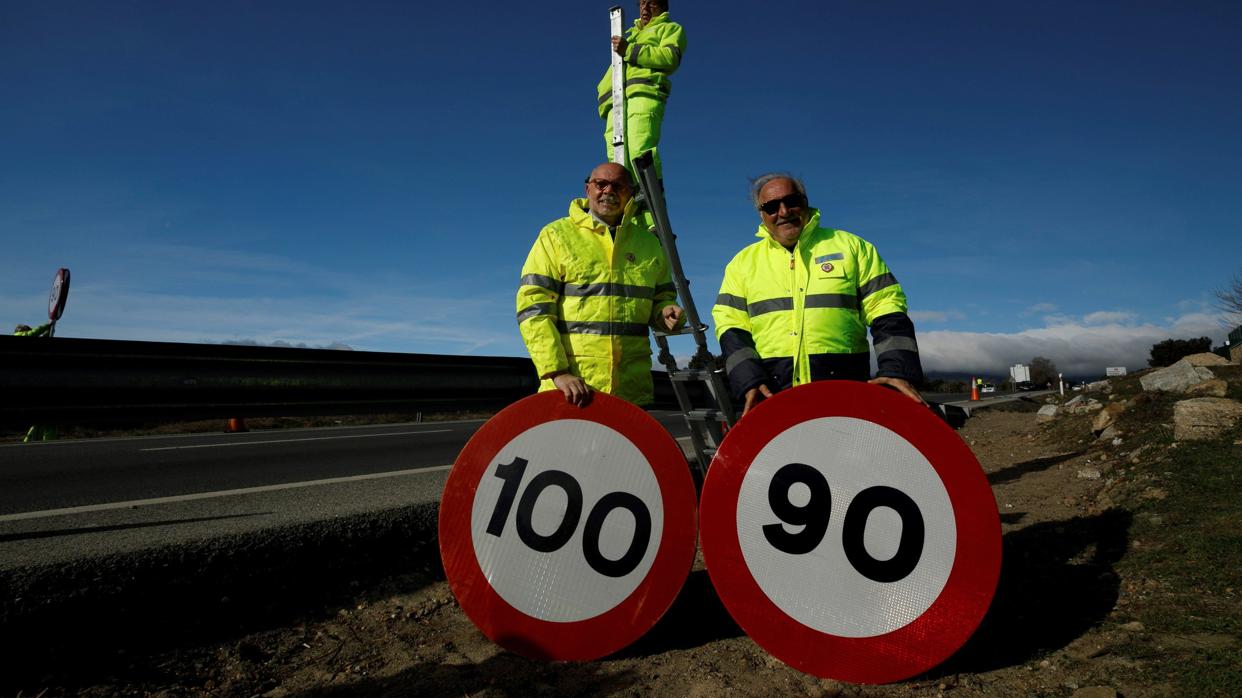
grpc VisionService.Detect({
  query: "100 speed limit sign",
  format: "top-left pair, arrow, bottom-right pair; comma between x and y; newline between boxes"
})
439,391 -> 697,661
700,381 -> 1001,683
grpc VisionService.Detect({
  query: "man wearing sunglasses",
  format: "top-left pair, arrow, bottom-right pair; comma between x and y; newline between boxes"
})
517,162 -> 684,407
597,0 -> 685,178
713,174 -> 925,417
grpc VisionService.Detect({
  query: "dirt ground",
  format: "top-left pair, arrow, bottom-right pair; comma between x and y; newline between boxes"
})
19,397 -> 1227,697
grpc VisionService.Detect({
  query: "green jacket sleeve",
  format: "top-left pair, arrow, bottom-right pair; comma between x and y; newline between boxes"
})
854,238 -> 907,326
517,229 -> 569,379
627,20 -> 685,73
714,254 -> 772,399
647,252 -> 679,330
713,255 -> 750,340
14,323 -> 52,337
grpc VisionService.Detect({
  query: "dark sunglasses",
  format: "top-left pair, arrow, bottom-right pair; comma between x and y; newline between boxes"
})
586,178 -> 630,192
759,193 -> 807,215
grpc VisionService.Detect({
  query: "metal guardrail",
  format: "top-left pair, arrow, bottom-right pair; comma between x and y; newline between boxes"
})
0,336 -> 702,425
0,336 -> 542,425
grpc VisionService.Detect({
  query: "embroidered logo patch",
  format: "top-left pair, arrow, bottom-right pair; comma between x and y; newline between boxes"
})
626,253 -> 636,263
815,253 -> 844,263
821,262 -> 834,273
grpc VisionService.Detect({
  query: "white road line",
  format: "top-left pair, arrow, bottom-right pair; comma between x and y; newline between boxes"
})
139,429 -> 452,452
0,465 -> 455,522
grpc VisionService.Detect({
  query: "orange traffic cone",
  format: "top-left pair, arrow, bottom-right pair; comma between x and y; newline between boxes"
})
970,379 -> 979,402
226,417 -> 249,433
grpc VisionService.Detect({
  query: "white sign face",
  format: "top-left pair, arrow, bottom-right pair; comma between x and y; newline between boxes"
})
735,417 -> 955,637
1010,364 -> 1030,382
469,419 -> 663,623
1105,367 -> 1127,376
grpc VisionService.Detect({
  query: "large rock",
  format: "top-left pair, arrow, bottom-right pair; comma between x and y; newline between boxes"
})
1036,404 -> 1058,422
1140,360 -> 1215,393
1092,403 -> 1126,434
1232,344 -> 1242,364
1186,379 -> 1229,398
1183,352 -> 1229,367
1085,379 -> 1112,393
1067,398 -> 1103,415
1173,398 -> 1242,441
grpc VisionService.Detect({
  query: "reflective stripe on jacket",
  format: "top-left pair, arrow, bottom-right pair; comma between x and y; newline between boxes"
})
596,13 -> 686,118
712,209 -> 921,398
517,198 -> 678,405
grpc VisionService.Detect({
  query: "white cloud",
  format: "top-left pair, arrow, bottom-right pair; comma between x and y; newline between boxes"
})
1082,310 -> 1137,326
1025,302 -> 1058,314
919,311 -> 1229,377
909,309 -> 966,324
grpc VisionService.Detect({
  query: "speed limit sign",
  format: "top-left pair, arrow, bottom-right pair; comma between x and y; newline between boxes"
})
48,267 -> 70,322
439,391 -> 698,661
700,381 -> 1001,683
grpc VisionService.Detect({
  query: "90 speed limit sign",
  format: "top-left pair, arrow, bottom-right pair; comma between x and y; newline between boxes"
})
700,381 -> 1001,683
439,391 -> 697,661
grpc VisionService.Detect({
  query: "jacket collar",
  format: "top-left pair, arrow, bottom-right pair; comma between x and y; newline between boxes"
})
570,197 -> 639,235
753,208 -> 823,248
635,12 -> 669,31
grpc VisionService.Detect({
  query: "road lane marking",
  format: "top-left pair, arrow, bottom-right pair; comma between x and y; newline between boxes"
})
0,465 -> 455,522
138,429 -> 452,451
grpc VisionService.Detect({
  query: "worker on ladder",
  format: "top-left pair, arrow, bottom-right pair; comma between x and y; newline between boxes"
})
597,0 -> 685,180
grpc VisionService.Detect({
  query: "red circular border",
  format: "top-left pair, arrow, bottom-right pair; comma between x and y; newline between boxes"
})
700,381 -> 1001,683
439,390 -> 698,661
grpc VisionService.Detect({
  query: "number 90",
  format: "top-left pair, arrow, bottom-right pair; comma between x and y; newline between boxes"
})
763,462 -> 925,583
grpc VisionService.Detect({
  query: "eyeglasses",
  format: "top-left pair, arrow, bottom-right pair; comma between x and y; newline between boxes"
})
586,178 -> 630,192
758,193 -> 807,215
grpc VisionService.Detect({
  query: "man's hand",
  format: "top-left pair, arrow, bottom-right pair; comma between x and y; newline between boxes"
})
741,384 -> 774,419
661,304 -> 685,332
552,372 -> 593,407
612,36 -> 628,56
868,376 -> 927,405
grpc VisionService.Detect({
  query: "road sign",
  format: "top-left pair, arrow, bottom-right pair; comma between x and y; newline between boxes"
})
439,390 -> 697,661
1105,367 -> 1127,377
700,381 -> 1001,683
1010,364 -> 1030,382
48,268 -> 70,322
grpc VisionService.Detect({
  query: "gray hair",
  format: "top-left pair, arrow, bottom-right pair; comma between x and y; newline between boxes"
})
749,172 -> 807,209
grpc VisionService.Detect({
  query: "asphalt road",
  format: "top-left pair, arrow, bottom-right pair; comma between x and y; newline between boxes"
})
0,411 -> 692,518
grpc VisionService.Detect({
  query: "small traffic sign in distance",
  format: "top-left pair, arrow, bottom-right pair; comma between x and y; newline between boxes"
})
700,381 -> 1001,684
439,390 -> 698,661
48,267 -> 70,321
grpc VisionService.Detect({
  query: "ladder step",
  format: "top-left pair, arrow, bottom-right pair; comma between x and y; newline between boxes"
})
652,324 -> 706,338
669,369 -> 713,382
687,408 -> 721,421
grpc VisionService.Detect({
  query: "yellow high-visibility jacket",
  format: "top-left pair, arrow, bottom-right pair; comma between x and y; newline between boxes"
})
713,210 -> 923,399
14,323 -> 51,337
517,198 -> 678,406
596,12 -> 686,119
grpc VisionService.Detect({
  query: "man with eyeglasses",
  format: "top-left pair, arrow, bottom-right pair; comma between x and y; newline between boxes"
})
517,162 -> 684,407
597,0 -> 685,178
713,174 -> 925,417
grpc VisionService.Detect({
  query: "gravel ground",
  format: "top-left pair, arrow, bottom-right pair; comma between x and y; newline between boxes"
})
6,399 -> 1218,697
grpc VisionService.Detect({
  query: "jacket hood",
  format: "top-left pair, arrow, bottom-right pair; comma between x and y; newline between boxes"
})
753,208 -> 823,244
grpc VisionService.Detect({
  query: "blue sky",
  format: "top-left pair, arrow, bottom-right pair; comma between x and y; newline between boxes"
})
2,0 -> 1240,378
